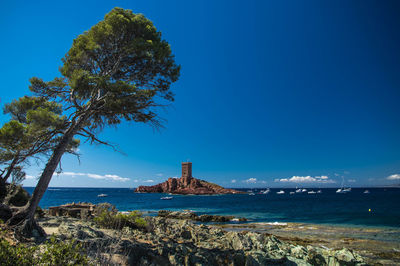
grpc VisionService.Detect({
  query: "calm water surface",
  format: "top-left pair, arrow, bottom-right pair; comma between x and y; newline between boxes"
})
24,187 -> 400,228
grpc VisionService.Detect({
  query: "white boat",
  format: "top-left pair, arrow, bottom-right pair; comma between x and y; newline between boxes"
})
249,192 -> 255,196
261,188 -> 270,194
277,190 -> 285,194
336,177 -> 351,193
161,196 -> 173,200
363,190 -> 370,194
317,190 -> 322,194
295,188 -> 302,193
308,190 -> 316,194
301,189 -> 307,193
97,194 -> 108,197
289,191 -> 295,195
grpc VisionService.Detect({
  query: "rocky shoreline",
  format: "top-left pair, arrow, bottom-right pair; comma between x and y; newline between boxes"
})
32,204 -> 374,265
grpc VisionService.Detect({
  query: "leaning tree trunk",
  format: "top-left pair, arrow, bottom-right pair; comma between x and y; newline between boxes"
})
7,113 -> 88,237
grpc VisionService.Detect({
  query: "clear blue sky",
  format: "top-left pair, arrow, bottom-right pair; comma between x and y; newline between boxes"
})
1,0 -> 399,188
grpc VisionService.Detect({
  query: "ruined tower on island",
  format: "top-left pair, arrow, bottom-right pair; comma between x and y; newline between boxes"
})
181,162 -> 192,186
134,161 -> 242,194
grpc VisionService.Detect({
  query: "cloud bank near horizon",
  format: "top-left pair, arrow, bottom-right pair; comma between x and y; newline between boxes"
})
59,172 -> 130,182
387,174 -> 400,180
274,175 -> 336,184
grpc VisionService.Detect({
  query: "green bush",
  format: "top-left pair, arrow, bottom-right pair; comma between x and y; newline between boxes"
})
0,238 -> 36,266
94,210 -> 147,230
0,236 -> 90,265
39,236 -> 89,265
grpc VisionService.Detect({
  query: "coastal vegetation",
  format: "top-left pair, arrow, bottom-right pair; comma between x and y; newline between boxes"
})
93,204 -> 147,230
0,227 -> 89,265
1,7 -> 179,237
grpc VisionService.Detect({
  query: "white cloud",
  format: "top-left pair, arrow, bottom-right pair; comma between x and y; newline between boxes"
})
143,179 -> 155,183
87,174 -> 104,179
58,172 -> 130,182
275,175 -> 335,184
387,174 -> 400,180
231,179 -> 237,183
245,178 -> 257,183
62,172 -> 85,176
156,173 -> 163,177
25,175 -> 35,179
348,179 -> 356,183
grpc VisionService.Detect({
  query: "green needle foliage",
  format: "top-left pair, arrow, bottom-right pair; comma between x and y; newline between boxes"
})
0,96 -> 79,196
30,7 -> 180,133
10,7 -> 180,231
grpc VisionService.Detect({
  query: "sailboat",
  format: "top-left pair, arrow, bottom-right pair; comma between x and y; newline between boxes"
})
336,177 -> 351,193
260,188 -> 270,194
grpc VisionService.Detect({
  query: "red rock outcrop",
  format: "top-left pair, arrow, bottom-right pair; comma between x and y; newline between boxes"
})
135,176 -> 241,195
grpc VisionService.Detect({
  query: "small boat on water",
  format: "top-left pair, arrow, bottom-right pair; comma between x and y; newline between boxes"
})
277,190 -> 285,194
308,190 -> 316,194
161,196 -> 173,200
301,188 -> 307,193
249,192 -> 255,196
97,194 -> 108,197
260,188 -> 270,194
317,190 -> 322,194
336,177 -> 351,193
295,188 -> 302,193
289,191 -> 295,195
363,190 -> 370,194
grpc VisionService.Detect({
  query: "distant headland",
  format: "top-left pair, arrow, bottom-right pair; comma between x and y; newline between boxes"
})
135,162 -> 241,195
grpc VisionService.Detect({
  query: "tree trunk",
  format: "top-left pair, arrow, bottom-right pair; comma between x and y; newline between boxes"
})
26,129 -> 76,220
7,113 -> 88,236
2,155 -> 19,183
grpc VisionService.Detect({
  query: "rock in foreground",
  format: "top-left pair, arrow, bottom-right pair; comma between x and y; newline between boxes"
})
39,213 -> 367,266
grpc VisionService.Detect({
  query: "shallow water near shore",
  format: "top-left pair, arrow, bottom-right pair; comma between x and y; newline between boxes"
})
25,187 -> 400,230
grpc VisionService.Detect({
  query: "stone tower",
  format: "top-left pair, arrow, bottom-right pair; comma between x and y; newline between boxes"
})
181,162 -> 192,186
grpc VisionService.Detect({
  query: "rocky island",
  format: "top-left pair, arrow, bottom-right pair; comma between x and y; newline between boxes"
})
135,162 -> 241,195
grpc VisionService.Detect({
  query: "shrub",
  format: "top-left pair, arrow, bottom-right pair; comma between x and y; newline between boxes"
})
39,236 -> 89,265
0,239 -> 36,266
0,235 -> 90,265
94,210 -> 147,230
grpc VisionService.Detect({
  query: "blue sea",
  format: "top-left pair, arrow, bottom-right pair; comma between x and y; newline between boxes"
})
24,187 -> 400,228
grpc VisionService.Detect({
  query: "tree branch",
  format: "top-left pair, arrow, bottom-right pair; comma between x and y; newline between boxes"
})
80,128 -> 124,154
